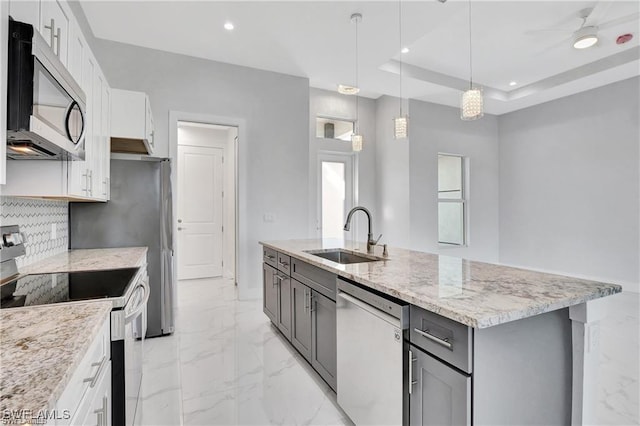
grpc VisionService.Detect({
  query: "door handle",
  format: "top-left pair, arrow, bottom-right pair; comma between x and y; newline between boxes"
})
44,18 -> 55,48
413,328 -> 453,350
83,355 -> 108,388
54,27 -> 61,57
177,227 -> 186,231
303,288 -> 308,313
408,350 -> 417,394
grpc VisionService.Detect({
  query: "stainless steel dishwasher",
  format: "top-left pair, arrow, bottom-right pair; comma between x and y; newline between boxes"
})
336,277 -> 409,425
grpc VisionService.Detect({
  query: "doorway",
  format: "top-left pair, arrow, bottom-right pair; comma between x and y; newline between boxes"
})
176,121 -> 237,282
317,152 -> 355,239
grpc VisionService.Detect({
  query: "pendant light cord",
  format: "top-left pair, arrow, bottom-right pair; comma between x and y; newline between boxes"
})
468,0 -> 473,89
355,15 -> 360,132
399,0 -> 403,116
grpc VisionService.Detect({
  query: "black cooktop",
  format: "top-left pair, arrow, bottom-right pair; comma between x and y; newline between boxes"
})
0,268 -> 139,309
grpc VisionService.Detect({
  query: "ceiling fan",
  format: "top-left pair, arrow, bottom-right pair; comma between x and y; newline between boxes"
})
527,3 -> 639,50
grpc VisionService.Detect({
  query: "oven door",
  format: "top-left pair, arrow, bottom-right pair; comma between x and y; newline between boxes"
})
124,276 -> 148,426
111,274 -> 149,426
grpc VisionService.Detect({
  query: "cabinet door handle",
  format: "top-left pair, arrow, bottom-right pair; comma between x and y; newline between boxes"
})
94,395 -> 108,426
309,293 -> 314,315
44,18 -> 56,48
413,328 -> 453,350
88,170 -> 93,196
303,288 -> 308,313
84,355 -> 108,388
54,27 -> 61,57
278,260 -> 289,268
82,171 -> 88,193
265,254 -> 276,261
408,350 -> 417,394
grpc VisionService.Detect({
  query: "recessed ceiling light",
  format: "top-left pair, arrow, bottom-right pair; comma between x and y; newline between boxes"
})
401,47 -> 410,54
224,22 -> 234,31
573,26 -> 598,49
338,84 -> 360,95
509,81 -> 517,87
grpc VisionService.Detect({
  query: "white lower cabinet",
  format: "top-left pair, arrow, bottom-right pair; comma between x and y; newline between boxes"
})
71,363 -> 111,426
54,317 -> 111,425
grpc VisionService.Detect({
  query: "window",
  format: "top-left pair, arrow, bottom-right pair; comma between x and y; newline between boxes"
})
315,117 -> 354,141
438,154 -> 466,245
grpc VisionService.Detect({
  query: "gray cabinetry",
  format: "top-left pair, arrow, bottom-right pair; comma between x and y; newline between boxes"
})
276,272 -> 292,341
263,263 -> 278,323
311,290 -> 337,390
291,278 -> 312,360
409,304 -> 572,425
409,345 -> 471,426
265,251 -> 338,393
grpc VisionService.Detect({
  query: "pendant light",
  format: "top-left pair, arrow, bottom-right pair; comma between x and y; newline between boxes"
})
351,13 -> 364,152
393,0 -> 408,139
461,0 -> 483,121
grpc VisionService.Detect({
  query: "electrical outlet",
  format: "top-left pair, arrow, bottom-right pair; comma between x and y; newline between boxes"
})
51,223 -> 57,240
263,213 -> 275,223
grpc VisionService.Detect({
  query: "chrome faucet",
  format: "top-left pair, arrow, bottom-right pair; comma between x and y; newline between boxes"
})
343,206 -> 382,254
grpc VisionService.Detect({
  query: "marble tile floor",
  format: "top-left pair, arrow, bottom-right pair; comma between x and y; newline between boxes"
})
135,277 -> 352,426
136,277 -> 639,425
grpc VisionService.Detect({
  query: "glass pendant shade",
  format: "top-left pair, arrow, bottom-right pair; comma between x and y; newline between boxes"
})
393,116 -> 408,139
461,88 -> 483,121
351,133 -> 363,152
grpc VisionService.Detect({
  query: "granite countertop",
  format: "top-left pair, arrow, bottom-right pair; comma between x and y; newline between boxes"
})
0,247 -> 147,419
0,302 -> 111,418
21,247 -> 148,275
260,239 -> 622,328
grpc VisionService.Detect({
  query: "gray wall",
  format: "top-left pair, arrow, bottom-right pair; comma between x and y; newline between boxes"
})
409,99 -> 500,262
374,96 -> 500,262
498,77 -> 640,292
375,96 -> 411,248
308,88 -> 377,243
92,38 -> 310,298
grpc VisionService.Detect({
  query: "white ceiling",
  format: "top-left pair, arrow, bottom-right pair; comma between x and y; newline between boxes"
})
80,1 -> 640,115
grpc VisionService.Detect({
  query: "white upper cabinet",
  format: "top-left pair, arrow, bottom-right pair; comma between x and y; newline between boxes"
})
0,0 -> 8,184
111,89 -> 155,155
7,1 -> 39,26
39,0 -> 70,66
2,0 -> 111,201
67,19 -> 85,86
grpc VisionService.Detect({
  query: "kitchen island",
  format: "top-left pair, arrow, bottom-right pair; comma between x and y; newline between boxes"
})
260,239 -> 622,425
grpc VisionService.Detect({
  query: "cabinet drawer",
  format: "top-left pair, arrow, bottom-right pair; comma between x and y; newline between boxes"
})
55,317 -> 110,423
69,362 -> 111,426
410,306 -> 472,374
276,252 -> 291,275
263,247 -> 277,268
291,257 -> 336,301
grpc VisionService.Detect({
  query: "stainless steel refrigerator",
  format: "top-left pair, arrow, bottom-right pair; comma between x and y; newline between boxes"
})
70,158 -> 174,337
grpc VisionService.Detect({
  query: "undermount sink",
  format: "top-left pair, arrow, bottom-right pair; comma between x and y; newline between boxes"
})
305,249 -> 383,265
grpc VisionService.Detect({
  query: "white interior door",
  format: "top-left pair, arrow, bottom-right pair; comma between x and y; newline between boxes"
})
177,145 -> 224,280
318,152 -> 355,239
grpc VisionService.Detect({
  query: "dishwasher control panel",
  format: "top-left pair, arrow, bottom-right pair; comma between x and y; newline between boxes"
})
337,277 -> 409,327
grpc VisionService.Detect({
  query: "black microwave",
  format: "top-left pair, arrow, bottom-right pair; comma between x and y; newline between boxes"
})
6,19 -> 86,160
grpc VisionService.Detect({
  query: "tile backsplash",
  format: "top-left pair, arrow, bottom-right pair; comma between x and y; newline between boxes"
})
0,196 -> 68,267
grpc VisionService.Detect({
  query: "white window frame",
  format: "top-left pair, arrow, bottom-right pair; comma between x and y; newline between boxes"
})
438,153 -> 468,247
317,151 -> 357,239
